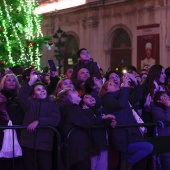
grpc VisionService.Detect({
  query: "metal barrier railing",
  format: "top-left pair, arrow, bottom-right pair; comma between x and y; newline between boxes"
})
65,121 -> 170,170
1,122 -> 170,170
0,126 -> 61,170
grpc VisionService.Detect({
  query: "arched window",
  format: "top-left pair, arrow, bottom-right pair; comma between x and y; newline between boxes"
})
112,28 -> 131,48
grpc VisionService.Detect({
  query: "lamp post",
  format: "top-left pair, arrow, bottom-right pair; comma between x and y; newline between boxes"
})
53,27 -> 67,75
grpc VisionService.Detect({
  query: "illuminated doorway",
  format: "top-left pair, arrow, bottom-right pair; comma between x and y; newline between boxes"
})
64,35 -> 79,73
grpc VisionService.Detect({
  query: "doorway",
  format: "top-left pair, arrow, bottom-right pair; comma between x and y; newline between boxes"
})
64,34 -> 79,73
111,28 -> 131,72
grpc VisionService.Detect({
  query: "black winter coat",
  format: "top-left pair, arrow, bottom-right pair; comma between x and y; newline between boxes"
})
1,89 -> 24,125
59,104 -> 95,165
18,83 -> 61,151
151,103 -> 170,157
71,60 -> 101,90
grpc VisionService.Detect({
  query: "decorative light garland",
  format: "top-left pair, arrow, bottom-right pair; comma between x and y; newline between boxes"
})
0,7 -> 14,65
0,0 -> 48,69
3,0 -> 26,65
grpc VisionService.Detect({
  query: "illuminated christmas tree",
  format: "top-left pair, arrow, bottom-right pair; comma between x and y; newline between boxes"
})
0,0 -> 51,70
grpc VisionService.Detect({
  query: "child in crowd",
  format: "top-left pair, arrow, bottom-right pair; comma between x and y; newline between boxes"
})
57,88 -> 95,170
84,76 -> 104,119
139,69 -> 148,84
71,48 -> 101,90
85,75 -> 120,170
65,67 -> 73,79
18,71 -> 61,170
55,78 -> 75,95
80,93 -> 116,170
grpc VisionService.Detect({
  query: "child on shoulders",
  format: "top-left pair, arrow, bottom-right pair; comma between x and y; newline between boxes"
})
71,48 -> 101,90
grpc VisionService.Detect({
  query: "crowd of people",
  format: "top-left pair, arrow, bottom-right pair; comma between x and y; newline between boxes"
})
0,48 -> 170,170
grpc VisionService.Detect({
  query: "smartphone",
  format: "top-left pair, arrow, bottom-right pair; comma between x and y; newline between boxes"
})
48,60 -> 57,71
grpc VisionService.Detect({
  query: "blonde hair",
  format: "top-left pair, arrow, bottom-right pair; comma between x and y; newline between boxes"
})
56,88 -> 73,107
55,78 -> 75,94
0,74 -> 20,94
99,81 -> 109,98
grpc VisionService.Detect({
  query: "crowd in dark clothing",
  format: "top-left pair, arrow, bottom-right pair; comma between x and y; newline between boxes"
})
0,48 -> 170,170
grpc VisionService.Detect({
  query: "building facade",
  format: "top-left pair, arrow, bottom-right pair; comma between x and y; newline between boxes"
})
39,0 -> 170,73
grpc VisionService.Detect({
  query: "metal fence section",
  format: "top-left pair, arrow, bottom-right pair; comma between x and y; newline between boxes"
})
0,126 -> 61,170
1,122 -> 170,170
65,121 -> 170,170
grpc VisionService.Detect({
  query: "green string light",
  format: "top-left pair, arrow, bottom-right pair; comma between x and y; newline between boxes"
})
0,6 -> 13,64
3,0 -> 25,63
0,0 -> 50,69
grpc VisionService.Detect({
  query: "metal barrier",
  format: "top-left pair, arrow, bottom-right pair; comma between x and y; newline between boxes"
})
0,126 -> 61,170
1,122 -> 170,170
65,122 -> 170,170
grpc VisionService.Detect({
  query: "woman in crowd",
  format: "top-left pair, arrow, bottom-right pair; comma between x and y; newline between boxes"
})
0,73 -> 25,169
0,73 -> 24,126
99,73 -> 153,170
142,64 -> 166,100
141,64 -> 166,136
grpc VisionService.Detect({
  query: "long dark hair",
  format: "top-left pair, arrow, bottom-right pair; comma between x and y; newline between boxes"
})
142,65 -> 164,97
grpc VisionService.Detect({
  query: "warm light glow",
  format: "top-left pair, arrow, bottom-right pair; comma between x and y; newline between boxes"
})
122,69 -> 127,74
34,0 -> 86,14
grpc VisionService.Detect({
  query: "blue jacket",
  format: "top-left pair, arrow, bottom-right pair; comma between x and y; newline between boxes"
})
101,87 -> 145,152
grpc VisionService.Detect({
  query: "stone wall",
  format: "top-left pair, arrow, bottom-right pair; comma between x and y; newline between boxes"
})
40,0 -> 170,72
